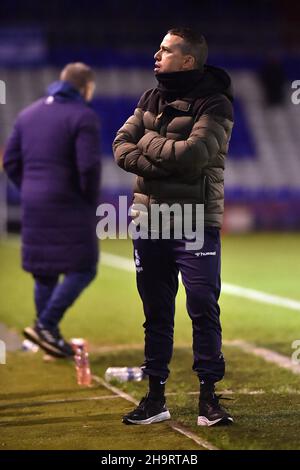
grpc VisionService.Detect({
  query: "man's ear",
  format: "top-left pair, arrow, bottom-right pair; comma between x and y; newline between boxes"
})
183,55 -> 196,70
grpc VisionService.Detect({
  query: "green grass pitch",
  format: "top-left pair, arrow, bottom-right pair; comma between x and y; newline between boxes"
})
0,233 -> 300,450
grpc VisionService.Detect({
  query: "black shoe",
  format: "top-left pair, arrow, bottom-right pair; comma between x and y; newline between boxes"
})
122,393 -> 171,425
23,324 -> 74,358
198,394 -> 233,426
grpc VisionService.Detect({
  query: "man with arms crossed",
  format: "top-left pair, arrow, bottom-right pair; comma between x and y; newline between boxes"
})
113,28 -> 234,426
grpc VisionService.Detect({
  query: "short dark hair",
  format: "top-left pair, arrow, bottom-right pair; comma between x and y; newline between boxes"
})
60,62 -> 95,91
167,27 -> 208,69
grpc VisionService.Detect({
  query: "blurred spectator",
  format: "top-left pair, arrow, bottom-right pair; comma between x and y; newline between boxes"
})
259,56 -> 286,106
3,63 -> 101,358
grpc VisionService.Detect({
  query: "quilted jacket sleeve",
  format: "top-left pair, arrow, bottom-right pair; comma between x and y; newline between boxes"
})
136,95 -> 234,176
3,120 -> 23,189
75,110 -> 101,205
113,107 -> 171,179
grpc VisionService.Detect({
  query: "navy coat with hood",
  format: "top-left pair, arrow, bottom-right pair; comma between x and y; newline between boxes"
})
3,81 -> 101,275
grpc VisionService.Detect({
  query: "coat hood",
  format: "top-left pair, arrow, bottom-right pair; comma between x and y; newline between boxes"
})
192,64 -> 233,102
47,80 -> 85,103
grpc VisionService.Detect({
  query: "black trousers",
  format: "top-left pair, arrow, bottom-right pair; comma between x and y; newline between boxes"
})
133,228 -> 225,383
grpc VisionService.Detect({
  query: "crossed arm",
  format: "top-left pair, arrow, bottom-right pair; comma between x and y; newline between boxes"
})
113,108 -> 171,179
113,100 -> 233,179
137,114 -> 231,174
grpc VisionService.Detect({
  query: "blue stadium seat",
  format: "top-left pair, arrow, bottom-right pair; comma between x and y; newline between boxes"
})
92,95 -> 256,160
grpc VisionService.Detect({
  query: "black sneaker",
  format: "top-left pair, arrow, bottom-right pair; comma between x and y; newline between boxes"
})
23,324 -> 74,358
198,394 -> 233,426
122,393 -> 171,425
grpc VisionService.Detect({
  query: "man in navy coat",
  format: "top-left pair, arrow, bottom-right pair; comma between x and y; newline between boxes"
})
3,62 -> 101,358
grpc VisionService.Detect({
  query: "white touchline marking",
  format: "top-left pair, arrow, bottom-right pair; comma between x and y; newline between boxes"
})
102,252 -> 135,272
4,386 -> 300,417
101,252 -> 300,312
92,374 -> 138,406
5,241 -> 300,312
90,339 -> 300,377
222,283 -> 300,312
92,374 -> 219,451
170,424 -> 218,450
0,395 -> 121,411
226,339 -> 300,375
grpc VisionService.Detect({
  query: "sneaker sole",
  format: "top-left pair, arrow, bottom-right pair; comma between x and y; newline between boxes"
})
123,410 -> 171,425
197,415 -> 234,427
23,327 -> 71,358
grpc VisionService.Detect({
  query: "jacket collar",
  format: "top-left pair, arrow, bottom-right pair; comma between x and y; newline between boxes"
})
46,80 -> 85,103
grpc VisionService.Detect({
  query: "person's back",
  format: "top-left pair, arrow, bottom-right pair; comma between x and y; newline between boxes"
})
19,94 -> 99,207
4,62 -> 101,358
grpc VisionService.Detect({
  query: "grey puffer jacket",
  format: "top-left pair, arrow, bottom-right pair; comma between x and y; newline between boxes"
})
113,65 -> 234,228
